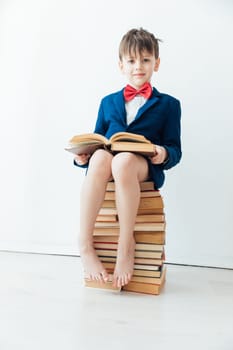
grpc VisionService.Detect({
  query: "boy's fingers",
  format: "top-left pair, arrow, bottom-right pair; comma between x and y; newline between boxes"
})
77,153 -> 88,157
75,153 -> 91,165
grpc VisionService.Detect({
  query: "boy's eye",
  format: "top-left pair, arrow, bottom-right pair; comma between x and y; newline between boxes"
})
128,59 -> 134,63
143,58 -> 150,62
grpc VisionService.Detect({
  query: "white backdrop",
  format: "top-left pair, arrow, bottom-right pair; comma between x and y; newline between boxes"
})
0,0 -> 233,267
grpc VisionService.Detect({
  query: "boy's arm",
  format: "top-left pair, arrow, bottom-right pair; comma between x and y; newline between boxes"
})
161,98 -> 182,170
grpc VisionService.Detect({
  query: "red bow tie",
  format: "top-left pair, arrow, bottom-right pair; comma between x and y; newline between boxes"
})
124,82 -> 152,102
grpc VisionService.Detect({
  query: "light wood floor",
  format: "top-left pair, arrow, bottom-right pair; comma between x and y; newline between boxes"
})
0,251 -> 232,350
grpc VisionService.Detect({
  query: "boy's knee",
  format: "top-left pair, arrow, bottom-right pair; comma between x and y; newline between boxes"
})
111,152 -> 136,175
88,149 -> 112,175
90,149 -> 112,165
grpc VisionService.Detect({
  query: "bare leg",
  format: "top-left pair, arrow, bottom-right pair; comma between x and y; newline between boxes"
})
79,149 -> 113,282
111,153 -> 149,288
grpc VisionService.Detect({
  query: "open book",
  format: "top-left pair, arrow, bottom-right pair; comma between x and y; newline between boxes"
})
65,132 -> 155,156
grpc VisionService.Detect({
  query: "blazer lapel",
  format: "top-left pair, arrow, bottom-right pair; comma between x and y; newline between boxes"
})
134,87 -> 160,121
113,89 -> 126,124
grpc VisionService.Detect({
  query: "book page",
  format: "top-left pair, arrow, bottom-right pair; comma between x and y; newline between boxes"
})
68,133 -> 109,144
65,142 -> 105,155
110,132 -> 150,144
65,133 -> 109,155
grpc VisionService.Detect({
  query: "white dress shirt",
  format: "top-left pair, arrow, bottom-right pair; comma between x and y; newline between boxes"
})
125,95 -> 147,125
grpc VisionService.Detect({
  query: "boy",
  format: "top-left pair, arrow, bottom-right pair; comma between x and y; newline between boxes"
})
74,28 -> 181,288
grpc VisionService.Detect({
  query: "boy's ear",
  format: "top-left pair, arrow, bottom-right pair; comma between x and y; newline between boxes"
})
154,57 -> 160,72
119,60 -> 124,73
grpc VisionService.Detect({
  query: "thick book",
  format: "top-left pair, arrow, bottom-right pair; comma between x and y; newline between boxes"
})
131,268 -> 166,284
95,248 -> 163,259
135,214 -> 165,223
93,242 -> 164,252
65,131 -> 155,156
96,213 -> 164,223
133,255 -> 165,266
96,214 -> 118,222
98,207 -> 164,216
93,231 -> 166,244
133,268 -> 162,278
84,274 -> 121,292
101,262 -> 163,278
106,181 -> 155,192
104,190 -> 161,200
122,268 -> 166,295
99,255 -> 164,266
94,221 -> 165,232
102,196 -> 164,210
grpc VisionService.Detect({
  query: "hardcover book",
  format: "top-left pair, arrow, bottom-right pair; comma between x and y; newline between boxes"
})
65,131 -> 155,156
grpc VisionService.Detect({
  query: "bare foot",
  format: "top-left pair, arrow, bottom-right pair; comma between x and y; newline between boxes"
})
80,245 -> 109,283
113,236 -> 135,288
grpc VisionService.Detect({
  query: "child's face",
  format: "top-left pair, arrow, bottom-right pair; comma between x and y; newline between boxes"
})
119,50 -> 160,89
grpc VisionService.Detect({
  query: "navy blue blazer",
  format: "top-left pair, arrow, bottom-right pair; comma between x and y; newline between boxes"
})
77,87 -> 181,188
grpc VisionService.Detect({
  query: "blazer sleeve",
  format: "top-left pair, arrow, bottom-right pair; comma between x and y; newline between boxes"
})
161,98 -> 182,170
94,99 -> 108,135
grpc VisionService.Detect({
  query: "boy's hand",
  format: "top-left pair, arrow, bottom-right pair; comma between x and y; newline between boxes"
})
150,145 -> 168,164
74,153 -> 91,165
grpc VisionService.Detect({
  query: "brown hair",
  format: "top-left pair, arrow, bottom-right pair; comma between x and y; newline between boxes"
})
119,28 -> 161,60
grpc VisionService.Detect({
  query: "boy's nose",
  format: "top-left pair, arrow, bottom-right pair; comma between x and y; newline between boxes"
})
135,60 -> 142,69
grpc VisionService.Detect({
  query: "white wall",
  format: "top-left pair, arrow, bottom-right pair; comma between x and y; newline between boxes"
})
0,0 -> 233,267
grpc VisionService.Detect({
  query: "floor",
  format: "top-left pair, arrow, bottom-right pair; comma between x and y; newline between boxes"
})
0,251 -> 233,350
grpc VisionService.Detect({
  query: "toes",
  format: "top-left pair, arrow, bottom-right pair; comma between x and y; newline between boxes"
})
112,275 -> 118,288
126,272 -> 132,283
116,277 -> 121,288
118,276 -> 124,288
117,273 -> 132,287
101,271 -> 109,282
122,274 -> 128,287
113,273 -> 131,288
123,275 -> 128,286
84,272 -> 91,281
84,267 -> 109,283
90,271 -> 109,283
95,273 -> 104,282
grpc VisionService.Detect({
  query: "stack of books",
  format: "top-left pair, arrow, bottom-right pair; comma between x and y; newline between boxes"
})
84,181 -> 166,295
